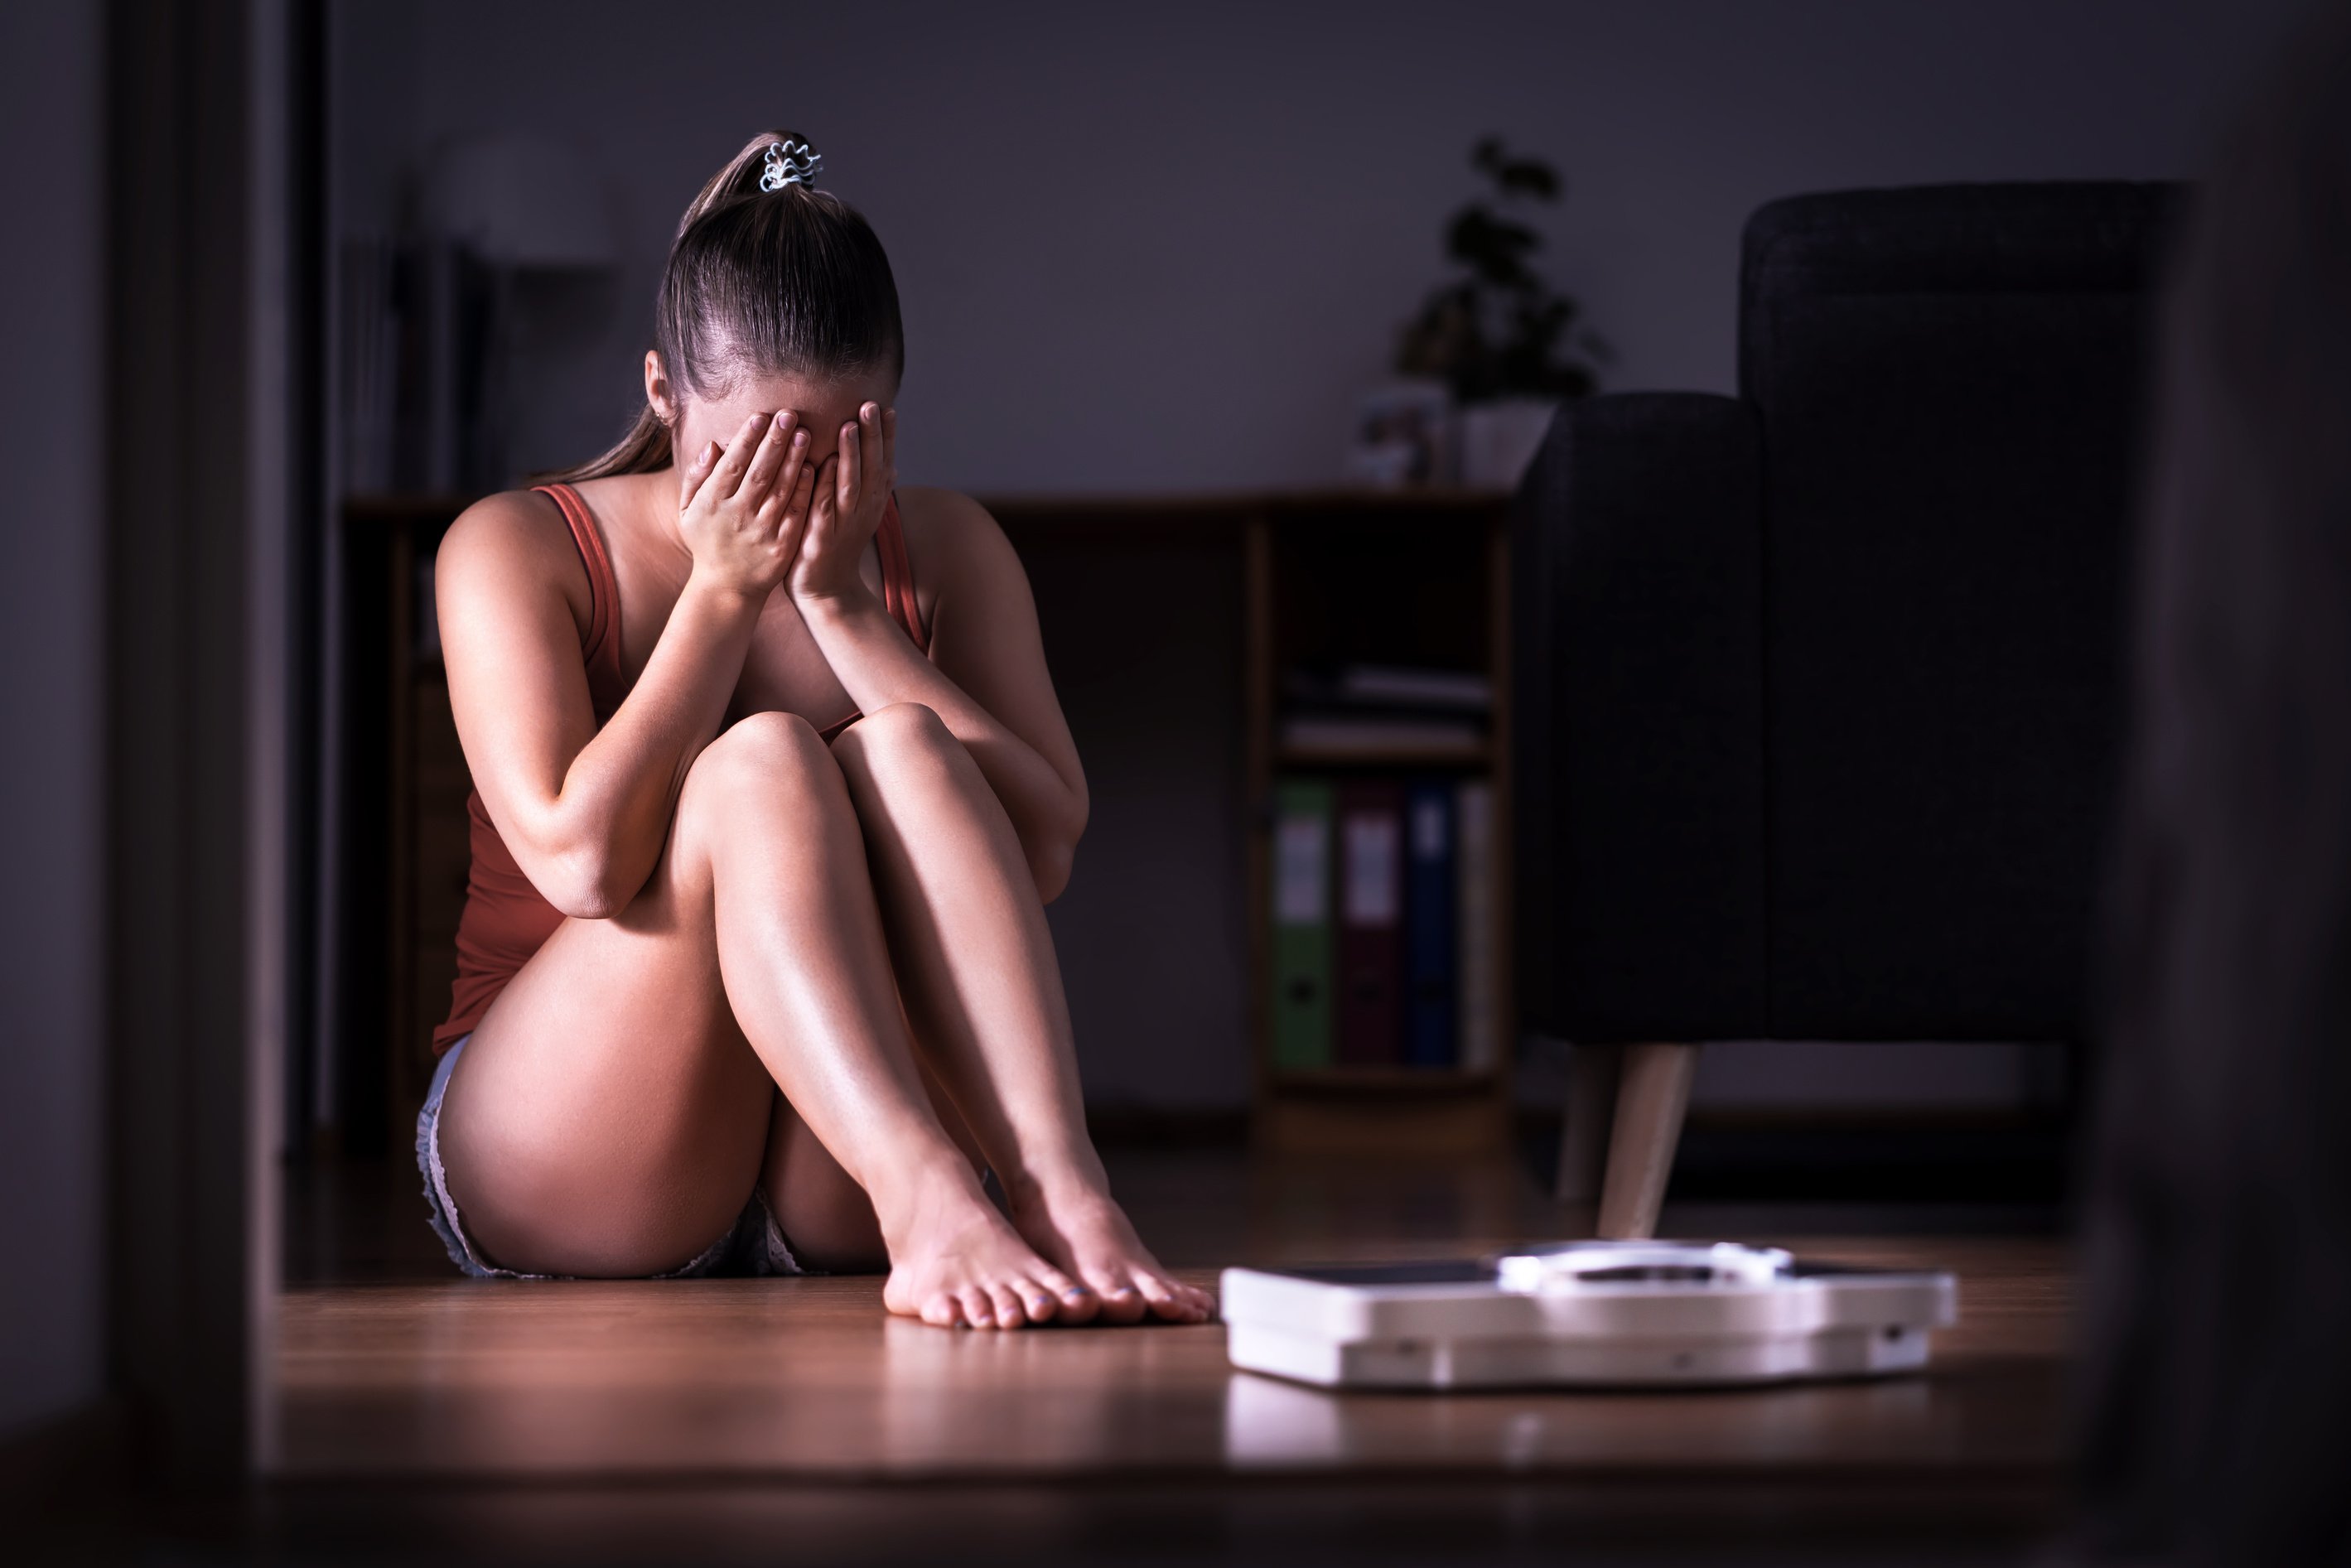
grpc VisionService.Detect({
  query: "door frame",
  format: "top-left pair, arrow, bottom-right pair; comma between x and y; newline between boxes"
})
102,0 -> 309,1486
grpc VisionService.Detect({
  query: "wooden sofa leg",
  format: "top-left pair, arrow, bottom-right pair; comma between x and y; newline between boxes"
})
1595,1043 -> 1699,1240
1555,1045 -> 1622,1204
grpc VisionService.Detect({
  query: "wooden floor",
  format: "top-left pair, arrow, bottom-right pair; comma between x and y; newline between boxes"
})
266,1148 -> 2073,1564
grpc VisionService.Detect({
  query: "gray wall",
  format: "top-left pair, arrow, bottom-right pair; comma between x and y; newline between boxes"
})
336,0 -> 2299,490
0,4 -> 106,1436
331,0 -> 2299,1109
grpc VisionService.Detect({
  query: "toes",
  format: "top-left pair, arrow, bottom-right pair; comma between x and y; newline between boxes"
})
1021,1262 -> 1097,1325
987,1281 -> 1029,1329
1047,1279 -> 1100,1325
922,1292 -> 962,1329
958,1286 -> 997,1330
1133,1272 -> 1209,1323
1084,1269 -> 1148,1324
1161,1274 -> 1216,1319
1015,1276 -> 1068,1325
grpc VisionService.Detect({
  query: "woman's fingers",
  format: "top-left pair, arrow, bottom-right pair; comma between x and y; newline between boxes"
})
737,410 -> 800,508
678,439 -> 721,512
835,414 -> 862,516
855,402 -> 888,504
678,405 -> 894,526
807,455 -> 839,531
790,461 -> 818,543
761,457 -> 818,552
707,409 -> 770,499
775,428 -> 813,526
756,422 -> 810,523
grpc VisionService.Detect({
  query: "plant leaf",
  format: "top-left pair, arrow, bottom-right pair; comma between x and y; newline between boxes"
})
1393,136 -> 1606,403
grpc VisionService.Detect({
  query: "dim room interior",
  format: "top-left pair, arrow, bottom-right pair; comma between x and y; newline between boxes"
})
5,1 -> 2346,1563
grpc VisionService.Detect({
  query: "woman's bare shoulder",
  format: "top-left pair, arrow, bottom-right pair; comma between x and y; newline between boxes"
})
436,487 -> 591,624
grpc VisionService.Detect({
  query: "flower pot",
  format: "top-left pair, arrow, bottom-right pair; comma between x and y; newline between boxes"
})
1457,398 -> 1558,490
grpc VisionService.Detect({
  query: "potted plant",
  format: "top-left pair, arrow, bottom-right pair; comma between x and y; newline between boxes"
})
1394,138 -> 1608,488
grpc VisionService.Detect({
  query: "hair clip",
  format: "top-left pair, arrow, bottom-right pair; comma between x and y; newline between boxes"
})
760,139 -> 822,192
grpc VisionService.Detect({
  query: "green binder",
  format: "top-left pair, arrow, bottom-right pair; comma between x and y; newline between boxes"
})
1271,779 -> 1336,1069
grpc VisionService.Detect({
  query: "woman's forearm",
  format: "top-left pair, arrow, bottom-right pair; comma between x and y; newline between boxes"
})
533,574 -> 764,914
799,590 -> 1085,891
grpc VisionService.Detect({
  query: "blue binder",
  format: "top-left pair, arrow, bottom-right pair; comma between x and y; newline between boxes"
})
1403,780 -> 1457,1068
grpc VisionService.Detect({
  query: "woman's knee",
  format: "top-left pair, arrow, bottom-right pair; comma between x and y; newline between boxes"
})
673,712 -> 849,848
683,711 -> 838,801
832,702 -> 955,781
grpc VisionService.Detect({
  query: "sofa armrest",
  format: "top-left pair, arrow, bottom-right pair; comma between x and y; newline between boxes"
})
1512,393 -> 1767,1042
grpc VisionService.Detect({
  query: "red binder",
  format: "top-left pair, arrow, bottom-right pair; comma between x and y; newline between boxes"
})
1335,780 -> 1406,1064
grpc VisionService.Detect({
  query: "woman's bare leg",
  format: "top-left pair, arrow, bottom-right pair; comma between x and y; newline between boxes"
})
751,1056 -> 987,1271
437,710 -> 1080,1328
828,702 -> 1214,1324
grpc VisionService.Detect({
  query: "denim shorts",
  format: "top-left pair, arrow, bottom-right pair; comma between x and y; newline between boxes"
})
416,1032 -> 806,1280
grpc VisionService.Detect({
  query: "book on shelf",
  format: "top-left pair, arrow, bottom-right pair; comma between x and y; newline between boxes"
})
1282,663 -> 1494,714
1269,781 -> 1335,1070
1267,772 -> 1497,1079
1335,779 -> 1406,1065
1456,779 -> 1499,1072
1404,782 -> 1458,1067
1277,663 -> 1491,755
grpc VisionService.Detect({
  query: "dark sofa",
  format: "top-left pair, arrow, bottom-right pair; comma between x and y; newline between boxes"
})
1510,182 -> 2178,1234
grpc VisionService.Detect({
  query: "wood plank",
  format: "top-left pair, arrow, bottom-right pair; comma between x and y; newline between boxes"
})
273,1231 -> 2064,1483
272,1147 -> 2067,1568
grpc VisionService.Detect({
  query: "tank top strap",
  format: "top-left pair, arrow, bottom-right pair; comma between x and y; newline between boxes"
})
532,482 -> 625,696
876,492 -> 930,655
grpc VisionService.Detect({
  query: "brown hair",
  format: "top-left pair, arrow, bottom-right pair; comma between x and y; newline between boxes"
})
555,130 -> 905,481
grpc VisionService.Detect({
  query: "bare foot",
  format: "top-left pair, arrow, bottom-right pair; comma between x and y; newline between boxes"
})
877,1176 -> 1087,1330
1006,1167 -> 1214,1326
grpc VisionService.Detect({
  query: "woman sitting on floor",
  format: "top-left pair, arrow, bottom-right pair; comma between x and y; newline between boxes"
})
415,129 -> 1211,1329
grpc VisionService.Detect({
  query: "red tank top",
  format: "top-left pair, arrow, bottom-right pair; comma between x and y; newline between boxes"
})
432,480 -> 931,1054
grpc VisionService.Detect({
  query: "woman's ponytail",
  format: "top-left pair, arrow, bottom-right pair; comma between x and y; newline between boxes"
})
675,130 -> 804,235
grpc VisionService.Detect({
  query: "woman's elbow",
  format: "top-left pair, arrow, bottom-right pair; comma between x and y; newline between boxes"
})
1029,803 -> 1086,905
536,845 -> 638,920
1034,846 -> 1076,907
1031,842 -> 1075,905
1020,798 -> 1081,907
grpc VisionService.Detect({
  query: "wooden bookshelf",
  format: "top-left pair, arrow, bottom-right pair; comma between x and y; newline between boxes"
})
1243,490 -> 1516,1157
1275,741 -> 1493,768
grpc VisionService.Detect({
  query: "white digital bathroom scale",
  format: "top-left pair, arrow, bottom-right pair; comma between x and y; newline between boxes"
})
1220,1241 -> 1958,1391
